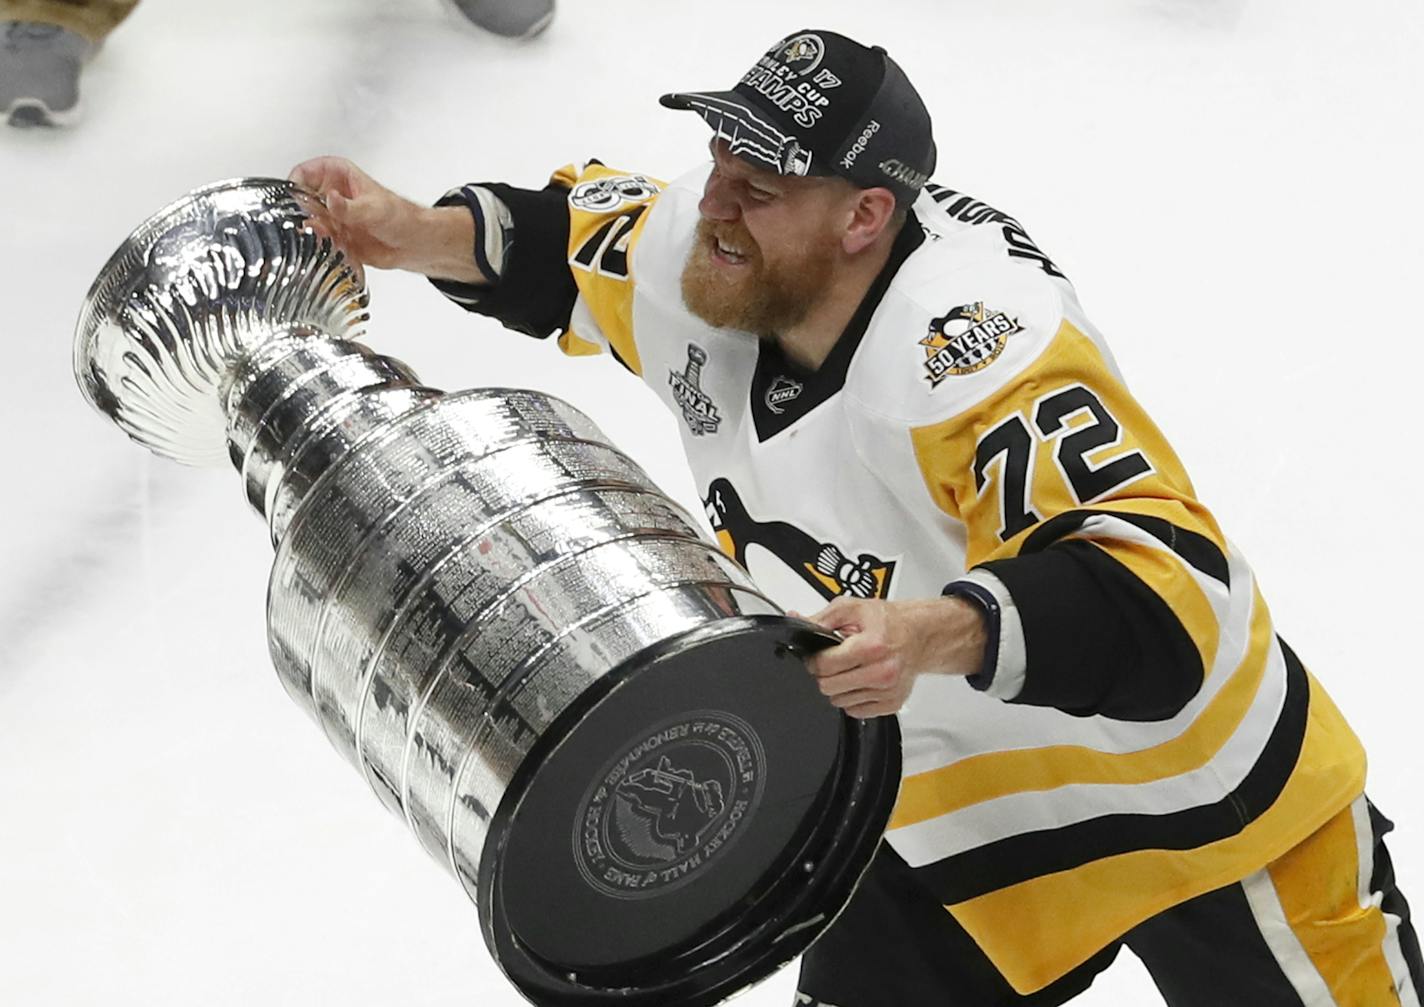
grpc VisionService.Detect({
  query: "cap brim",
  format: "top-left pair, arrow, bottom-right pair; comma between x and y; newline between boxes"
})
659,90 -> 824,177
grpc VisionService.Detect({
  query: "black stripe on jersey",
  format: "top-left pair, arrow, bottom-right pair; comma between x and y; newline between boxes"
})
911,636 -> 1309,905
606,340 -> 636,376
982,540 -> 1206,720
798,844 -> 1120,1006
749,213 -> 925,441
1366,800 -> 1424,998
1117,878 -> 1305,1004
1021,509 -> 1230,587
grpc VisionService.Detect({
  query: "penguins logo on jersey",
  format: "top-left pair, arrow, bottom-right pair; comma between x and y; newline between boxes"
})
669,343 -> 722,436
569,174 -> 661,213
919,302 -> 1023,385
705,478 -> 896,601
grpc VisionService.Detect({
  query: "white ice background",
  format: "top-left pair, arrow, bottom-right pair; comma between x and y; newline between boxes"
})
1,0 -> 1420,1003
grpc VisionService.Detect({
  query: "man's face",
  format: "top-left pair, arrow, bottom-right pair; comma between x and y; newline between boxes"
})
681,139 -> 849,339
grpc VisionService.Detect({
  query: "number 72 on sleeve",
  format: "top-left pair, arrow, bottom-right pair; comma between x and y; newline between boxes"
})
972,382 -> 1154,543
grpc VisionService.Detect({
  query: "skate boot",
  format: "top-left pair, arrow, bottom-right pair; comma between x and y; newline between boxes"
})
1,21 -> 90,128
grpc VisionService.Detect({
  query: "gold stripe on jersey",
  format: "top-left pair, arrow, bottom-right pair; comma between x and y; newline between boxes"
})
901,317 -> 1366,993
1265,797 -> 1401,1004
949,671 -> 1365,993
894,321 -> 1249,826
557,163 -> 668,377
549,163 -> 582,189
910,319 -> 1225,566
1072,532 -> 1223,680
889,579 -> 1263,830
556,329 -> 604,357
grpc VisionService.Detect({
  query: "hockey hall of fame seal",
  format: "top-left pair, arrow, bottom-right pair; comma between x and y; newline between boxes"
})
573,710 -> 768,900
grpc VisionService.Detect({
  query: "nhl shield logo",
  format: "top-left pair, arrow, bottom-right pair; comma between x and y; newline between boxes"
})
919,302 -> 1023,386
764,375 -> 803,415
669,343 -> 722,436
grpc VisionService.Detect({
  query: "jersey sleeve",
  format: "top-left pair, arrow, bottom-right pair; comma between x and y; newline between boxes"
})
427,176 -> 580,340
427,163 -> 666,375
909,303 -> 1235,722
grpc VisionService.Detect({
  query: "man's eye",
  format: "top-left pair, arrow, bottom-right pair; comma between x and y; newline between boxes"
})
748,187 -> 776,203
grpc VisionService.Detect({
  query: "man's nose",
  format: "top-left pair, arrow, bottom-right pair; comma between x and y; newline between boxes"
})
699,172 -> 739,222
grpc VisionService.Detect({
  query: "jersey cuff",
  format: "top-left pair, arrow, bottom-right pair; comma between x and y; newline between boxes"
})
944,569 -> 1027,701
426,180 -> 577,340
433,184 -> 514,291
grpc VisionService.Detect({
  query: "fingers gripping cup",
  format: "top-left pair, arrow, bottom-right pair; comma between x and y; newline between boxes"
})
74,178 -> 900,1006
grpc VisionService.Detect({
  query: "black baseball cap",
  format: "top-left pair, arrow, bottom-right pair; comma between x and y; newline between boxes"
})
660,29 -> 936,205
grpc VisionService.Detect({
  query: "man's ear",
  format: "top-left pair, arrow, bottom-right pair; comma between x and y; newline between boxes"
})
842,187 -> 900,255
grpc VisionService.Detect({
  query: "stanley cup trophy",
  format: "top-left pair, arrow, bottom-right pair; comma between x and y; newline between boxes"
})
74,179 -> 901,1006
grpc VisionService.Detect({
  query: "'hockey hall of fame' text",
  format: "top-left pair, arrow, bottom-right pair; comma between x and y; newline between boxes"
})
573,712 -> 766,899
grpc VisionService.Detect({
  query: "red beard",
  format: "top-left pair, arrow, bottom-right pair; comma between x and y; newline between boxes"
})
680,217 -> 836,338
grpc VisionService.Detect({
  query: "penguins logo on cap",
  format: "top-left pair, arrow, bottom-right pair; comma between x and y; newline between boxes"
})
776,33 -> 825,76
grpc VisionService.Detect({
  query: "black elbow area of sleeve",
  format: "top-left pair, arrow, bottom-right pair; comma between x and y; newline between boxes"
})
464,181 -> 577,340
981,541 -> 1205,721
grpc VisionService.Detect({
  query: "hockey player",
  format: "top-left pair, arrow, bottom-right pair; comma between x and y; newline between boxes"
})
289,28 -> 1423,1007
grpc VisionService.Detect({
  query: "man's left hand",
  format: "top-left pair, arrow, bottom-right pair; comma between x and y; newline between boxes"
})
798,596 -> 988,719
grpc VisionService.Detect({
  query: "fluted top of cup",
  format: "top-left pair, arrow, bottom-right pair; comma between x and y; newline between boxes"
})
74,178 -> 369,466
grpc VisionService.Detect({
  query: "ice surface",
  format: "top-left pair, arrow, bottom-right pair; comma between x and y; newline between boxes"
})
1,0 -> 1420,1003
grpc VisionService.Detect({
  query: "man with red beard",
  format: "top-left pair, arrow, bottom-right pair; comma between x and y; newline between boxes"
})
290,28 -> 1420,1007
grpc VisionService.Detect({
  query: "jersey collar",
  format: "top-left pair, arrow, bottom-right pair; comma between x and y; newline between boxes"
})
750,209 -> 925,442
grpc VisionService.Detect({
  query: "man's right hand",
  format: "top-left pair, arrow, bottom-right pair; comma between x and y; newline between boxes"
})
288,156 -> 486,284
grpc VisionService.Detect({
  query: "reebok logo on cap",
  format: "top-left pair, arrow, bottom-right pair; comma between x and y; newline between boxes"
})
840,120 -> 881,170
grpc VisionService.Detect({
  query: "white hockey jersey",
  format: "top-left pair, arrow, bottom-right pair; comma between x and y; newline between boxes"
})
436,160 -> 1367,993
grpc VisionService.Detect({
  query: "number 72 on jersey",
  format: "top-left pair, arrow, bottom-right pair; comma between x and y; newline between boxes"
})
972,383 -> 1155,543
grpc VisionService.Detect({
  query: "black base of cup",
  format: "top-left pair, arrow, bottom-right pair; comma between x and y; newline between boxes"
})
479,614 -> 901,1006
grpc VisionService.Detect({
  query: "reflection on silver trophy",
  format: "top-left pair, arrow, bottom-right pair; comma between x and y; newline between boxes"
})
73,179 -> 900,1006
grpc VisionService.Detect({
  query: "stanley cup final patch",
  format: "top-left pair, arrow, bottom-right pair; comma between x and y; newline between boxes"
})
669,343 -> 722,436
919,302 -> 1023,386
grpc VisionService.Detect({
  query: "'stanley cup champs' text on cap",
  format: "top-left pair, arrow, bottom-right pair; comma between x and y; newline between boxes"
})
660,29 -> 937,206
